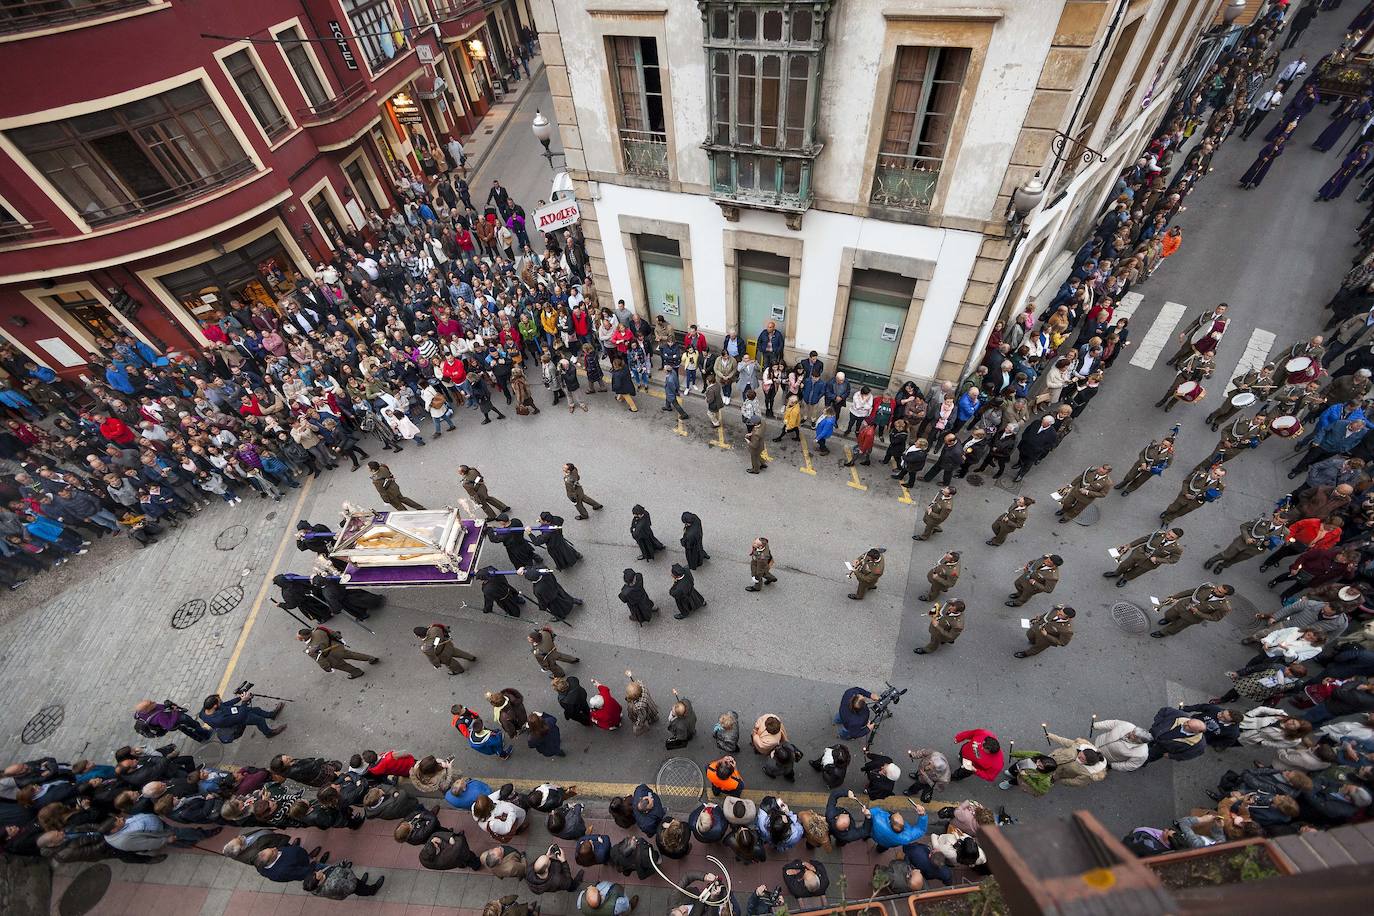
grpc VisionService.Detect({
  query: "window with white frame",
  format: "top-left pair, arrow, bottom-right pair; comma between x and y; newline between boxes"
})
343,0 -> 407,71
278,26 -> 331,109
224,49 -> 290,140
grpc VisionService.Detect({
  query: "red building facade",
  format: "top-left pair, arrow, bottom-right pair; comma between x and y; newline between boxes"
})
0,0 -> 531,376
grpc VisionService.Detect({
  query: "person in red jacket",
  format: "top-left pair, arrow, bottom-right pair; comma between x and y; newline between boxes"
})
845,419 -> 876,467
588,680 -> 623,731
96,413 -> 136,446
683,325 -> 709,354
363,749 -> 416,779
951,729 -> 1003,782
1259,515 -> 1343,572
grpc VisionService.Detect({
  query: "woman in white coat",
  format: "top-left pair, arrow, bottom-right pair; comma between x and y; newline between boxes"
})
1091,719 -> 1151,772
384,408 -> 427,447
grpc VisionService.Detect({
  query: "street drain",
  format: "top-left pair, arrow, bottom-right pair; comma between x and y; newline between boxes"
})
1111,601 -> 1149,635
656,757 -> 704,815
215,525 -> 248,550
21,704 -> 64,744
210,584 -> 244,616
58,864 -> 111,916
171,599 -> 207,629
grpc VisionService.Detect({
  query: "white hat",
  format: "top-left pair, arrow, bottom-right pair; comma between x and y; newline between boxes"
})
589,694 -> 604,710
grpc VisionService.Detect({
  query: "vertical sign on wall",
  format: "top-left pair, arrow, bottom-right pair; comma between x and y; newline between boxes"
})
329,21 -> 359,70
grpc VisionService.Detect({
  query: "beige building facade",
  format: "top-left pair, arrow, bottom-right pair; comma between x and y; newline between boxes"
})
532,0 -> 1226,389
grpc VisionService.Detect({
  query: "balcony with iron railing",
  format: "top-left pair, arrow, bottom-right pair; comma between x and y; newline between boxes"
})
0,0 -> 150,36
620,129 -> 669,179
81,159 -> 257,226
869,150 -> 940,212
0,217 -> 57,246
292,81 -> 379,150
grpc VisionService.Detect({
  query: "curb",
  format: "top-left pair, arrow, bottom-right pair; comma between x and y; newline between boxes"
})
466,60 -> 548,178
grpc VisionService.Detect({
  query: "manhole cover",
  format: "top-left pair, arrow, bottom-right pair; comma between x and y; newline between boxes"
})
655,757 -> 704,815
215,525 -> 248,550
965,473 -> 985,487
210,584 -> 244,616
1072,503 -> 1101,526
265,511 -> 277,520
58,864 -> 111,916
1229,593 -> 1259,630
21,704 -> 64,745
171,598 -> 207,629
1111,601 -> 1150,635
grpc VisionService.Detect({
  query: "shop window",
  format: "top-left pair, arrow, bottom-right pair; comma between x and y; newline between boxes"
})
345,159 -> 383,214
224,49 -> 290,140
737,249 -> 788,355
870,46 -> 970,212
638,234 -> 686,332
8,82 -> 252,226
44,289 -> 122,342
160,232 -> 301,326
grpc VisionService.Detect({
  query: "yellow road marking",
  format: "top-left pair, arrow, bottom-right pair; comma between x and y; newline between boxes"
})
217,478 -> 314,696
843,447 -> 868,490
760,446 -> 773,462
898,485 -> 914,505
709,425 -> 733,450
643,385 -> 665,400
798,435 -> 816,475
674,418 -> 688,437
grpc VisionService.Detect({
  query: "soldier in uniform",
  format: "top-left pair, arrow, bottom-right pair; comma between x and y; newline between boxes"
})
1015,605 -> 1076,659
847,548 -> 886,600
1268,379 -> 1323,419
913,487 -> 955,541
1203,510 -> 1288,574
1160,464 -> 1226,525
1203,412 -> 1269,468
1206,363 -> 1276,430
919,551 -> 960,602
745,420 -> 768,474
562,463 -> 603,519
746,536 -> 776,592
1165,303 -> 1229,368
1149,583 -> 1235,639
528,626 -> 579,678
459,465 -> 511,519
1272,335 -> 1326,386
296,626 -> 379,679
987,495 -> 1034,546
1056,465 -> 1113,522
1104,528 -> 1184,587
1155,350 -> 1214,411
368,461 -> 426,511
1006,554 -> 1062,607
914,599 -> 966,656
412,623 -> 477,674
1116,429 -> 1177,496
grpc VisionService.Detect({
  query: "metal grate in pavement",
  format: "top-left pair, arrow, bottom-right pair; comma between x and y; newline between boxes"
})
214,525 -> 248,550
58,864 -> 111,916
656,756 -> 704,815
1111,601 -> 1150,635
21,704 -> 63,744
1229,594 -> 1259,629
210,584 -> 244,616
171,599 -> 206,630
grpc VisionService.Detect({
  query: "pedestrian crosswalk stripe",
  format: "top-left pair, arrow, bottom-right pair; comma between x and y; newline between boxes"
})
1129,301 -> 1188,370
1225,328 -> 1277,392
1115,291 -> 1144,320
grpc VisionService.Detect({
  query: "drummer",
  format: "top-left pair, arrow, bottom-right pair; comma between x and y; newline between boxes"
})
1154,350 -> 1215,412
1205,411 -> 1271,467
1205,363 -> 1276,431
1165,302 -> 1230,369
1268,379 -> 1324,420
1272,335 -> 1326,386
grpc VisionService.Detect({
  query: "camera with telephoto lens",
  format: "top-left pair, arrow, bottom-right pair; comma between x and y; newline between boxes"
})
234,680 -> 255,697
870,681 -> 907,722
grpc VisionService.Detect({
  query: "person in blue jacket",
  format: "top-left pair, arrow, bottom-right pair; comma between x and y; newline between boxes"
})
255,842 -> 320,882
444,776 -> 493,810
834,687 -> 879,740
631,783 -> 665,836
868,804 -> 928,852
814,407 -> 837,455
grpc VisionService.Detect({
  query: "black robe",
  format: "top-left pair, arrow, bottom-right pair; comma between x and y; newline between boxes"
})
669,569 -> 707,615
630,512 -> 665,559
680,513 -> 709,569
556,676 -> 592,726
497,528 -> 541,568
531,516 -> 581,570
296,523 -> 333,555
419,829 -> 481,870
618,571 -> 656,623
480,573 -> 524,616
274,575 -> 332,622
313,576 -> 383,619
532,571 -> 578,620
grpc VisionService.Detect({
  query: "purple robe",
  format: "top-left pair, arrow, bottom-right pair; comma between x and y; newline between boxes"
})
1266,92 -> 1319,141
1240,139 -> 1286,188
1314,100 -> 1373,152
1318,145 -> 1373,200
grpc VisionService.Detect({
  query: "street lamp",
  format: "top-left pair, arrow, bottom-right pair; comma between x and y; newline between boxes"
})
1007,173 -> 1045,235
531,109 -> 564,171
1222,0 -> 1246,25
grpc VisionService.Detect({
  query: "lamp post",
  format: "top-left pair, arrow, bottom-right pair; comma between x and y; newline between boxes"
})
531,109 -> 564,171
1007,173 -> 1046,237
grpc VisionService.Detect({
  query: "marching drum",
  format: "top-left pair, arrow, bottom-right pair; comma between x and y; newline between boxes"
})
1269,415 -> 1302,438
1284,355 -> 1319,384
1228,391 -> 1257,409
1175,380 -> 1205,402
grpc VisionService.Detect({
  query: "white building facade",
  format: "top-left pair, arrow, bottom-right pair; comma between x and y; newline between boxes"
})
532,0 -> 1226,389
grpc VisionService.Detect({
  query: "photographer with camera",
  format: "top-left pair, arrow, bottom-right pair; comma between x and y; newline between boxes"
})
834,686 -> 881,739
199,682 -> 286,742
133,698 -> 212,742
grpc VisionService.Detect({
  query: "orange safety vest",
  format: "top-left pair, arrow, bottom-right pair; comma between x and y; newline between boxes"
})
707,761 -> 741,793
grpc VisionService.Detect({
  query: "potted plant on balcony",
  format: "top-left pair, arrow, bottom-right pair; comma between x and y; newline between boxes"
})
906,879 -> 998,915
1143,836 -> 1292,890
